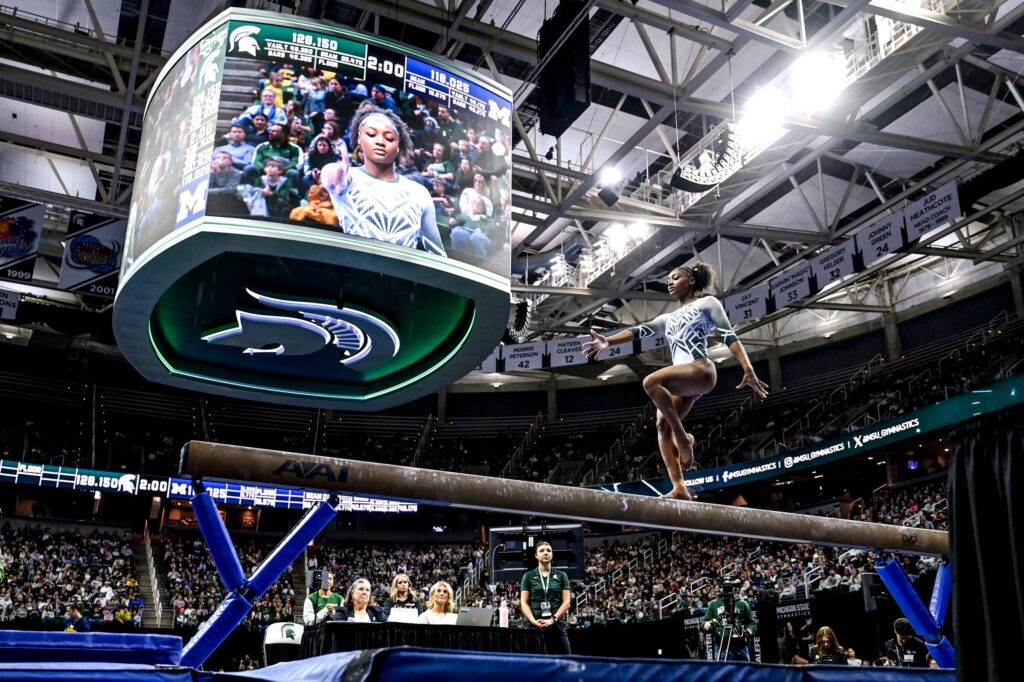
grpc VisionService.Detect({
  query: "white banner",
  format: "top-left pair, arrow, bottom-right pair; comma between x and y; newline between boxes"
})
905,180 -> 960,242
724,284 -> 770,323
769,263 -> 812,308
503,341 -> 544,371
639,331 -> 667,353
0,288 -> 19,320
548,336 -> 589,368
595,338 -> 631,362
812,239 -> 856,290
857,211 -> 905,266
474,347 -> 501,373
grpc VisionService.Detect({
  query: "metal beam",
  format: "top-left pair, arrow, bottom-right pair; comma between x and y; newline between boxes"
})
595,0 -> 734,52
824,0 -> 1024,54
792,302 -> 891,313
512,284 -> 674,301
182,441 -> 949,556
644,0 -> 804,53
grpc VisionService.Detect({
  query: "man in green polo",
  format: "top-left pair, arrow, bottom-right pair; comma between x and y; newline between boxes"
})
303,571 -> 342,625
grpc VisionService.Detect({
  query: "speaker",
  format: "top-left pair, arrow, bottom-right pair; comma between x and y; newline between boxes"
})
862,573 -> 882,612
597,187 -> 619,206
537,0 -> 591,139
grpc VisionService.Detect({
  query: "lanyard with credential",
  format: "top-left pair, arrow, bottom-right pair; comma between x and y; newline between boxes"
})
539,569 -> 552,600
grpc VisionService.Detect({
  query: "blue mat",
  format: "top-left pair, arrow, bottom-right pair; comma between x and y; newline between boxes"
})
204,648 -> 955,681
0,629 -> 182,665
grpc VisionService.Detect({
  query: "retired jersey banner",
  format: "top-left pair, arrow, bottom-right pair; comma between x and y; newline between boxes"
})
724,284 -> 770,323
857,211 -> 905,266
58,211 -> 126,297
770,263 -> 812,308
0,197 -> 44,283
812,239 -> 856,290
503,341 -> 544,371
639,330 -> 667,353
548,336 -> 588,368
905,180 -> 960,242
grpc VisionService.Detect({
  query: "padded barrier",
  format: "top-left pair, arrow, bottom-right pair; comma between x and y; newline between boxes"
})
0,629 -> 182,665
0,662 -> 192,682
192,490 -> 247,592
929,563 -> 952,628
200,648 -> 957,682
180,591 -> 254,669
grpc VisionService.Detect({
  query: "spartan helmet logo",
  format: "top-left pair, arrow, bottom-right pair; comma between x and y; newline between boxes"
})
281,623 -> 296,640
202,289 -> 400,371
200,53 -> 220,85
229,25 -> 261,56
117,474 -> 138,495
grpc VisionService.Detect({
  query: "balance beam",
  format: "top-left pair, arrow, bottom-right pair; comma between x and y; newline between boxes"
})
181,441 -> 948,556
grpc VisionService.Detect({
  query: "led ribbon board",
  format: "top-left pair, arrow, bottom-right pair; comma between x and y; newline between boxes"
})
114,9 -> 512,409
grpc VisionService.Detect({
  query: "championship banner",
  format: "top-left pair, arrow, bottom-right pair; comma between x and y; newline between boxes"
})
175,26 -> 228,229
474,346 -> 501,373
0,289 -> 19,321
857,211 -> 905,266
905,180 -> 960,243
811,239 -> 856,290
503,341 -> 544,371
548,336 -> 589,368
770,263 -> 812,308
0,197 -> 44,283
724,284 -> 770,323
58,212 -> 127,297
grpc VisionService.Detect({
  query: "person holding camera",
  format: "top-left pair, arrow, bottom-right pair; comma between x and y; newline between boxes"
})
702,580 -> 756,661
303,571 -> 342,626
884,618 -> 931,667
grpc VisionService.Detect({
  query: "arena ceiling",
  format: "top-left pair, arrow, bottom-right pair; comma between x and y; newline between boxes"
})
1,0 -> 1023,386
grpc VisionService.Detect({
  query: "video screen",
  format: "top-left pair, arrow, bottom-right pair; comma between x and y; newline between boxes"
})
125,17 -> 513,280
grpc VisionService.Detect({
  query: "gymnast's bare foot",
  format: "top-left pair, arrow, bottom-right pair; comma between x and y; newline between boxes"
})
665,485 -> 692,501
675,432 -> 695,470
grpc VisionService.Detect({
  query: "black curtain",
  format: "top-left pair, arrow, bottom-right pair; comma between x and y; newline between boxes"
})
951,405 -> 1024,682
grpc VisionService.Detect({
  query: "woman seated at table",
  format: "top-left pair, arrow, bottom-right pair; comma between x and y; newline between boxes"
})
417,580 -> 457,625
382,573 -> 425,619
334,578 -> 387,623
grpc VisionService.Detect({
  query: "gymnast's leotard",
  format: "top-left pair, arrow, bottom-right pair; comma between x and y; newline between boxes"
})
630,296 -> 738,365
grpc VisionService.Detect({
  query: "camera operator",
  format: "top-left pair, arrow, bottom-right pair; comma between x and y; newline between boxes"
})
303,570 -> 342,626
702,579 -> 756,662
884,618 -> 931,668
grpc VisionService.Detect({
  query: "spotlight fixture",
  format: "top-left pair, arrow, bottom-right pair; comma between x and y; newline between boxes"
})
597,187 -> 619,206
599,166 -> 622,186
544,146 -> 554,161
507,298 -> 534,343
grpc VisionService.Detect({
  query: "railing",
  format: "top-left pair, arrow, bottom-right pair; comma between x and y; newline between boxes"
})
803,565 -> 823,598
587,403 -> 654,484
502,411 -> 545,479
411,414 -> 435,467
143,522 -> 162,629
903,496 -> 947,527
721,561 -> 741,580
658,592 -> 679,619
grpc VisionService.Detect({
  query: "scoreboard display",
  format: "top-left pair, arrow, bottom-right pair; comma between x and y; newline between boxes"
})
115,9 -> 512,411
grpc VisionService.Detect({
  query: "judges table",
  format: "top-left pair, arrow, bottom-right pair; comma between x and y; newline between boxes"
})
301,622 -> 546,657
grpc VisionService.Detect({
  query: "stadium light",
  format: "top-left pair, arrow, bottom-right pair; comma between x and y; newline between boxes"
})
737,87 -> 789,147
791,52 -> 847,114
599,166 -> 622,186
604,223 -> 629,254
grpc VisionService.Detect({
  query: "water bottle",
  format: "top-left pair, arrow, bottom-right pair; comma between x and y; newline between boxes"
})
499,598 -> 509,628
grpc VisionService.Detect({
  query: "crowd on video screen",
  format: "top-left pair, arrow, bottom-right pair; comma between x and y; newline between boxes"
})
208,57 -> 512,266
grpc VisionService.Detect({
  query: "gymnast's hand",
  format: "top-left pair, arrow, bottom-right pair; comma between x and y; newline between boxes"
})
736,370 -> 769,399
582,330 -> 608,360
320,143 -> 351,200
